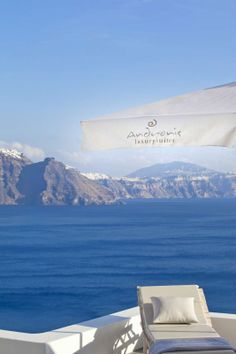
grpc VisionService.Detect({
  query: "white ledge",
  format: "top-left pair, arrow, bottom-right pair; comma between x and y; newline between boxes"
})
0,308 -> 236,354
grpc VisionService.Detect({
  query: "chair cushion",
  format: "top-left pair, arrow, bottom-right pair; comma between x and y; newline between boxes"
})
148,323 -> 219,341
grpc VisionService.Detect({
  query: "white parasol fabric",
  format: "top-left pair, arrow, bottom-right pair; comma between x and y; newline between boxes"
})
80,82 -> 236,151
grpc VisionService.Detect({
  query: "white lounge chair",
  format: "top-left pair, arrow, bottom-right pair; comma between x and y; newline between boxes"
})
137,284 -> 235,354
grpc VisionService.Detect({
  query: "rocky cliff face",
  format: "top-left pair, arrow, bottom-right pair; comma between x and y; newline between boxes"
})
1,149 -> 236,205
18,158 -> 116,206
83,174 -> 236,200
0,149 -> 31,204
0,150 -> 116,206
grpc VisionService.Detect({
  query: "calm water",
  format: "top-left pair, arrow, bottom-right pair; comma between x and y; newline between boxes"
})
0,199 -> 235,333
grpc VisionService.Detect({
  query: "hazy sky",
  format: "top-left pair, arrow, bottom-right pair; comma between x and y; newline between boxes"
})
0,0 -> 235,176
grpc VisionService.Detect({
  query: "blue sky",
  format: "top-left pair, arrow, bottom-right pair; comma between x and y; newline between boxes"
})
0,0 -> 235,175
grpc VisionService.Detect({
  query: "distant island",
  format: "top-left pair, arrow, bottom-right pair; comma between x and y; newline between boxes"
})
1,148 -> 236,206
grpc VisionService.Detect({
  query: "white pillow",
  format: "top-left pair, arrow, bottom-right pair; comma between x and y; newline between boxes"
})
151,296 -> 199,324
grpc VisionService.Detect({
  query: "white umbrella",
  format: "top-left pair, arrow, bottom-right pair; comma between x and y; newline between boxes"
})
80,82 -> 236,151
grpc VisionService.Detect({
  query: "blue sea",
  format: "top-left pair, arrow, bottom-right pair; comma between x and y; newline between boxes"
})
0,199 -> 236,333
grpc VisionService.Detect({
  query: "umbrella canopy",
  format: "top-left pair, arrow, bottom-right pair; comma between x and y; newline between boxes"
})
80,82 -> 236,151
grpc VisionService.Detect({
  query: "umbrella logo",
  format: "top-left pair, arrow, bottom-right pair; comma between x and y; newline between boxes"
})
126,117 -> 182,146
147,119 -> 157,128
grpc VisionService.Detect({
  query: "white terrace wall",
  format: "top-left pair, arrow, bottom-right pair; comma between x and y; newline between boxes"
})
0,307 -> 142,354
0,309 -> 235,354
211,312 -> 236,347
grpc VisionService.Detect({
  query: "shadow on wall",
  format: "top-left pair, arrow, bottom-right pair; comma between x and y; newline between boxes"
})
78,316 -> 141,354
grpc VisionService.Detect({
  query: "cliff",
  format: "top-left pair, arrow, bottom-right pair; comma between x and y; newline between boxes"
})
0,150 -> 116,206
